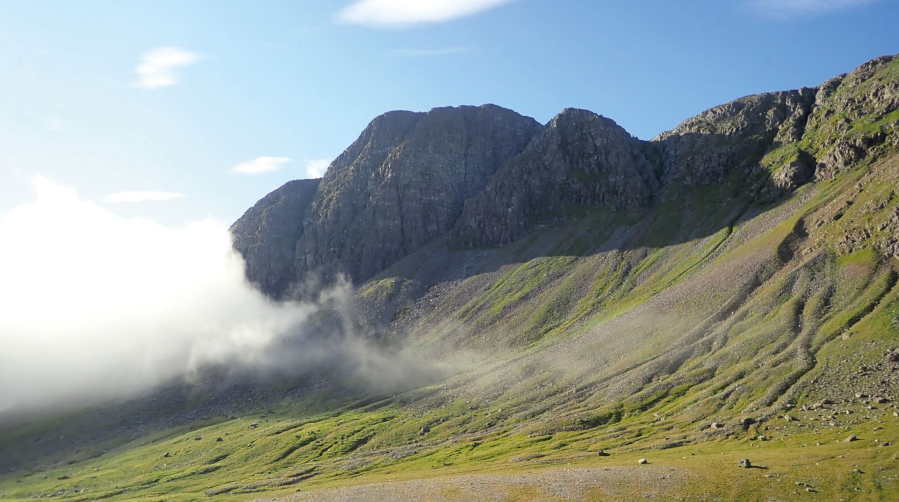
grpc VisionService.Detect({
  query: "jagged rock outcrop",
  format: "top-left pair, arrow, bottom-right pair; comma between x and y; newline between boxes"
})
804,55 -> 899,180
653,89 -> 818,187
451,109 -> 656,247
230,105 -> 542,295
294,105 -> 543,285
230,179 -> 320,296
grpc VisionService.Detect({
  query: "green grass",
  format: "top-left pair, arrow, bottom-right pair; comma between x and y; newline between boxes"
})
3,400 -> 896,502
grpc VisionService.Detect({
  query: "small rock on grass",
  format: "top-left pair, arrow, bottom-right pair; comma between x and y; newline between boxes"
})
844,434 -> 858,443
739,458 -> 752,468
638,458 -> 648,464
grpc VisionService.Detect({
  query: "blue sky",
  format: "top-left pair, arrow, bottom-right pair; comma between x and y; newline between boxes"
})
1,0 -> 897,225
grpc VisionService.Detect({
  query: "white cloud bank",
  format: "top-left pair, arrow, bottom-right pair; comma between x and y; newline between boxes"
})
338,0 -> 517,27
304,159 -> 331,178
750,0 -> 882,17
105,191 -> 184,203
0,178 -> 315,412
133,47 -> 201,89
230,156 -> 293,175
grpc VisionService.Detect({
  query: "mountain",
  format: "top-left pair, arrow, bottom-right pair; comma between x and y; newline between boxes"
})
231,55 -> 899,292
3,54 -> 899,501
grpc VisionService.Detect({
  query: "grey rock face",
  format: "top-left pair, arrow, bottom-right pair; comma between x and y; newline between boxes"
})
294,105 -> 543,285
231,105 -> 542,294
230,179 -> 320,297
806,55 -> 899,180
451,109 -> 656,247
653,89 -> 818,186
772,159 -> 815,192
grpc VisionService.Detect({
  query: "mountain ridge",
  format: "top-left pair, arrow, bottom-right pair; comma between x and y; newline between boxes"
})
232,54 -> 899,296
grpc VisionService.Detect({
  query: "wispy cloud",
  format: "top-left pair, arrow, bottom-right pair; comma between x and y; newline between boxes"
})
304,159 -> 331,179
133,47 -> 201,89
338,0 -> 517,27
230,156 -> 293,175
749,0 -> 882,17
396,47 -> 470,57
104,191 -> 184,203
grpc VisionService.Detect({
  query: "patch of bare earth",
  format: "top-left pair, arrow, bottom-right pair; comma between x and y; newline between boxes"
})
262,466 -> 690,502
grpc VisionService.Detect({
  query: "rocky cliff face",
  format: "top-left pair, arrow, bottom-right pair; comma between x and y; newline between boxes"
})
231,54 -> 899,296
230,179 -> 320,296
294,104 -> 543,286
451,109 -> 656,247
803,55 -> 899,180
232,105 -> 542,296
653,89 -> 818,189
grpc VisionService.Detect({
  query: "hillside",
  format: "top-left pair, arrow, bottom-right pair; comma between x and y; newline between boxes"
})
2,54 -> 899,501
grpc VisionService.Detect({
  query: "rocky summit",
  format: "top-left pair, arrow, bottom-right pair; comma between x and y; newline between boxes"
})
3,53 -> 899,502
232,105 -> 542,297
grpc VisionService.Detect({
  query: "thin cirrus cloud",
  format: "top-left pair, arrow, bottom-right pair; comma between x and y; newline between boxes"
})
104,191 -> 185,204
230,157 -> 293,175
396,47 -> 470,57
338,0 -> 517,27
133,47 -> 201,89
749,0 -> 882,17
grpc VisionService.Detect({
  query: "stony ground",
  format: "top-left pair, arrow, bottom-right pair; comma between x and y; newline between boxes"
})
274,466 -> 688,502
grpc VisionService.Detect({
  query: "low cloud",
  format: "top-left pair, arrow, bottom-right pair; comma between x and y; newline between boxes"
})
230,156 -> 293,175
133,47 -> 201,89
105,191 -> 184,203
0,178 -> 315,412
396,47 -> 470,57
749,0 -> 881,17
0,178 -> 446,414
304,159 -> 331,179
338,0 -> 517,27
